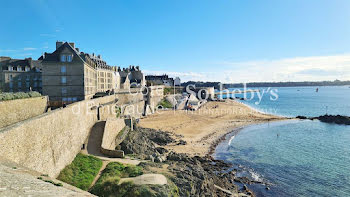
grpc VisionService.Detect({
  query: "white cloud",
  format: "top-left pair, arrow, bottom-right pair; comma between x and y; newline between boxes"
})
39,33 -> 56,37
219,54 -> 350,82
145,54 -> 350,83
23,47 -> 37,51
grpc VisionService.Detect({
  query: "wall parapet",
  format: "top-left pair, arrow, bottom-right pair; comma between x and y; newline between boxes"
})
100,118 -> 126,158
0,96 -> 48,128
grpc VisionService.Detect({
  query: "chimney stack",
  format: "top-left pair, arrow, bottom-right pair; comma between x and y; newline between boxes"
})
56,41 -> 64,49
69,42 -> 75,49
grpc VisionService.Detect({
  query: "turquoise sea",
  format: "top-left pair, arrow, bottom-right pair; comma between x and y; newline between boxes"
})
214,86 -> 350,197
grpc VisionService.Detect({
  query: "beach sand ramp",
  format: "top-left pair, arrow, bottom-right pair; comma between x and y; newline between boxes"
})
119,174 -> 167,185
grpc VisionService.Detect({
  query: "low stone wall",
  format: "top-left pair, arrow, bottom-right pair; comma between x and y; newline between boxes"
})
0,95 -> 117,178
121,100 -> 145,118
0,96 -> 48,128
100,118 -> 126,158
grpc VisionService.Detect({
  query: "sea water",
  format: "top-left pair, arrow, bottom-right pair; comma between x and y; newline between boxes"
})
214,86 -> 350,196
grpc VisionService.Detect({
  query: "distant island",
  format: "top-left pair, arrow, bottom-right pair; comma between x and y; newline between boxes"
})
182,80 -> 350,89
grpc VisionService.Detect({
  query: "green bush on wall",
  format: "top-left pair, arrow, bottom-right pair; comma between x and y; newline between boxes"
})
116,106 -> 122,118
0,91 -> 41,101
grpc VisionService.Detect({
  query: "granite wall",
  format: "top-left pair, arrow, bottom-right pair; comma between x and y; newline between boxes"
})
100,118 -> 126,158
0,96 -> 48,128
0,95 -> 117,177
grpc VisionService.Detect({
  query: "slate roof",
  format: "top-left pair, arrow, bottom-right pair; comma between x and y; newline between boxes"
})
0,57 -> 42,71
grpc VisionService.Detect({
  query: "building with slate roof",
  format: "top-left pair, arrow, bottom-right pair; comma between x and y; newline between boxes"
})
40,41 -> 124,106
39,41 -> 145,107
0,57 -> 42,93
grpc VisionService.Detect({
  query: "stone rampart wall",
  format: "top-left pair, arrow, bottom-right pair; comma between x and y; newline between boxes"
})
0,96 -> 48,128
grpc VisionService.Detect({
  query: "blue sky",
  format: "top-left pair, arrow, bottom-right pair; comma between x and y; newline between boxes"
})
1,0 -> 350,82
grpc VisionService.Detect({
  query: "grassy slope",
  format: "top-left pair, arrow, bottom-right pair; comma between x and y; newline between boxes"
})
57,153 -> 102,191
90,162 -> 144,196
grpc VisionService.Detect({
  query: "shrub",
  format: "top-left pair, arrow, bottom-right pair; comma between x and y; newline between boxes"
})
158,99 -> 173,109
13,92 -> 30,99
28,91 -> 41,97
164,87 -> 172,95
0,93 -> 14,101
0,91 -> 41,101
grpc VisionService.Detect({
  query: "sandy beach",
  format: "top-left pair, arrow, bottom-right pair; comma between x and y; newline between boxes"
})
139,100 -> 286,156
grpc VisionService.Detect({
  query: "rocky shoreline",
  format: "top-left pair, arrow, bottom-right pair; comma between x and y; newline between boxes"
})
120,125 -> 264,197
297,114 -> 350,125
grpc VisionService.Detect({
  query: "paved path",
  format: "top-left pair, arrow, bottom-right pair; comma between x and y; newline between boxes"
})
84,121 -> 167,188
119,174 -> 168,185
81,121 -> 141,165
89,161 -> 109,190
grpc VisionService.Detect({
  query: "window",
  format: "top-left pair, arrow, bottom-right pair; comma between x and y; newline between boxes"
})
17,66 -> 22,71
61,65 -> 66,73
34,82 -> 37,87
9,75 -> 13,81
26,82 -> 30,88
26,75 -> 30,81
60,55 -> 66,62
8,66 -> 13,71
9,82 -> 13,88
39,82 -> 42,87
18,82 -> 22,88
62,87 -> 67,94
62,97 -> 68,102
18,76 -> 21,81
67,55 -> 72,62
72,97 -> 77,102
34,75 -> 38,80
61,76 -> 66,84
25,66 -> 30,71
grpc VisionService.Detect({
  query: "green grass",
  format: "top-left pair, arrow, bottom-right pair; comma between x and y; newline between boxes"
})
90,162 -> 144,196
57,153 -> 102,191
158,99 -> 173,109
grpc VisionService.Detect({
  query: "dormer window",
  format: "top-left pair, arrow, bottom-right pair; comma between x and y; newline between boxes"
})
8,66 -> 13,71
67,55 -> 72,62
60,55 -> 66,62
17,66 -> 22,71
25,66 -> 30,71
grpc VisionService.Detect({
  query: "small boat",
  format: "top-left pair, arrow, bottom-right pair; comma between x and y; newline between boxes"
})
316,88 -> 319,92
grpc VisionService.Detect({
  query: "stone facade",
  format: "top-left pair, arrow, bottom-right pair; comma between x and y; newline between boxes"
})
0,96 -> 48,128
147,85 -> 165,110
41,41 -> 147,107
146,74 -> 174,87
0,57 -> 42,93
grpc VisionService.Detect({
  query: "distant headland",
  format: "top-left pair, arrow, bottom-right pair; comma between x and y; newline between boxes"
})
182,80 -> 350,89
